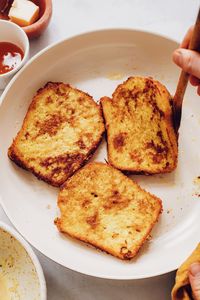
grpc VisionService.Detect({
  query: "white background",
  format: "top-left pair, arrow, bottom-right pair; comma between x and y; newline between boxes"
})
0,0 -> 199,299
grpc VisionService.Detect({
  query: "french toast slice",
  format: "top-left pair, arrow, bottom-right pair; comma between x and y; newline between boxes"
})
55,162 -> 162,260
8,82 -> 105,186
101,77 -> 178,174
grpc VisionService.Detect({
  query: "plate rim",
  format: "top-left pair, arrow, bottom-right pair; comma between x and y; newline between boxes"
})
0,27 -> 179,106
1,201 -> 182,280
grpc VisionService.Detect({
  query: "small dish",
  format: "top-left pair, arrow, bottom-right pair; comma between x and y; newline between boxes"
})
22,0 -> 52,39
0,221 -> 46,300
0,20 -> 29,89
0,0 -> 52,39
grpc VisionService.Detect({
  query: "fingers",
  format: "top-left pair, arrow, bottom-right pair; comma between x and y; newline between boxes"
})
180,26 -> 194,48
189,75 -> 200,86
189,263 -> 200,300
173,25 -> 200,96
197,86 -> 200,96
172,49 -> 200,79
190,76 -> 200,95
172,48 -> 200,95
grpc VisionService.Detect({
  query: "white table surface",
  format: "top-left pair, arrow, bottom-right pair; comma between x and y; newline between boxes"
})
0,1 -> 199,299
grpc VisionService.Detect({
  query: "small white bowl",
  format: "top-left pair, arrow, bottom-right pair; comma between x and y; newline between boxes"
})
0,221 -> 46,300
0,20 -> 29,89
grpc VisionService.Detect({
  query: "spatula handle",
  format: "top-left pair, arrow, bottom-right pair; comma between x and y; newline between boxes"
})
173,7 -> 200,132
189,8 -> 200,51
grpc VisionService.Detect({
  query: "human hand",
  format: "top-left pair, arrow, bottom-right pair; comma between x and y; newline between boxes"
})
189,262 -> 200,300
172,26 -> 200,95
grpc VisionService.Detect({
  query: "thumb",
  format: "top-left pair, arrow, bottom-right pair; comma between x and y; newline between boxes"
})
189,263 -> 200,300
172,48 -> 200,79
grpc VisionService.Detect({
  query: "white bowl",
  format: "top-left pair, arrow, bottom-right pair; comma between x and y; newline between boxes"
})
0,20 -> 29,89
0,221 -> 46,300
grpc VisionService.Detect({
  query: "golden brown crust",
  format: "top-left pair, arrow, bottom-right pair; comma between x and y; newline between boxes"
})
101,77 -> 178,174
55,162 -> 162,260
8,82 -> 105,186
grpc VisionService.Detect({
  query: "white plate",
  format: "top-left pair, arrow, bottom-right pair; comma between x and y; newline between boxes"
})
0,29 -> 200,280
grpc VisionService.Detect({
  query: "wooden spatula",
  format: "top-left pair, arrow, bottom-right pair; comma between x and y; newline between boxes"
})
173,7 -> 200,132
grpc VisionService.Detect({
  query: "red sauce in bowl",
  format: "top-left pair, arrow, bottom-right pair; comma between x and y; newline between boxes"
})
0,42 -> 24,75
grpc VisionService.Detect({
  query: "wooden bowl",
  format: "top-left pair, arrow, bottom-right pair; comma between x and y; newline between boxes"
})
0,0 -> 52,39
23,0 -> 52,39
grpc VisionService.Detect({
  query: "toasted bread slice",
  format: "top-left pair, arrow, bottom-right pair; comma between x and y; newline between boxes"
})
101,77 -> 178,174
8,82 -> 105,186
55,162 -> 162,260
